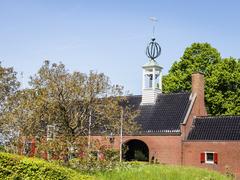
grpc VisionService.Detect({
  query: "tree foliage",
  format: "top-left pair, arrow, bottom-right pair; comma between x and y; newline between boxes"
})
0,63 -> 20,137
163,43 -> 240,115
0,63 -> 20,112
5,61 -> 139,144
206,58 -> 240,115
163,43 -> 221,93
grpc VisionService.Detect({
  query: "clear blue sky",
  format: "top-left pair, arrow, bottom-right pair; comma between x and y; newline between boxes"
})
1,0 -> 240,94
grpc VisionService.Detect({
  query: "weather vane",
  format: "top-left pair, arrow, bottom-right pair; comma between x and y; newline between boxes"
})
146,17 -> 161,60
149,17 -> 158,39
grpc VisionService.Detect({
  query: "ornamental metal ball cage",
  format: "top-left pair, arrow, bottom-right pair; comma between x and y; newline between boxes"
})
146,38 -> 161,60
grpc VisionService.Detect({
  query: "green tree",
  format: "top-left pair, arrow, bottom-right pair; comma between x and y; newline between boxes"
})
0,63 -> 20,128
6,61 -> 139,157
0,63 -> 20,152
206,58 -> 240,115
163,43 -> 240,115
23,61 -> 138,137
0,63 -> 20,111
163,43 -> 221,93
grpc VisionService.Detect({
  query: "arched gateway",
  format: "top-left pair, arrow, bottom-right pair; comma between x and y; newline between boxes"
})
123,139 -> 149,161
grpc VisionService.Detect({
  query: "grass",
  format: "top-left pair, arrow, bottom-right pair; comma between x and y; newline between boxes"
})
0,153 -> 231,180
97,163 -> 231,180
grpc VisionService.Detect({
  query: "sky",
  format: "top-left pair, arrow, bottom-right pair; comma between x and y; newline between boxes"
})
1,0 -> 240,95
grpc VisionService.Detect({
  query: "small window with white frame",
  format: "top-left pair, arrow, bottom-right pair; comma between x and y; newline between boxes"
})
200,151 -> 218,164
205,152 -> 214,164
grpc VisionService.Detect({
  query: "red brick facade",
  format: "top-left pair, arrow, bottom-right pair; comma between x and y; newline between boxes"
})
17,72 -> 237,177
183,141 -> 240,177
94,73 -> 240,178
93,135 -> 182,164
94,135 -> 240,177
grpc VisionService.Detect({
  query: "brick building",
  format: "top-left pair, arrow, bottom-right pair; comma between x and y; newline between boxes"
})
17,38 -> 239,177
97,38 -> 240,177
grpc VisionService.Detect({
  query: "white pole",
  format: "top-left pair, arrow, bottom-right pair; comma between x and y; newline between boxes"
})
120,108 -> 123,163
142,69 -> 145,90
152,67 -> 155,89
159,69 -> 162,92
88,110 -> 92,150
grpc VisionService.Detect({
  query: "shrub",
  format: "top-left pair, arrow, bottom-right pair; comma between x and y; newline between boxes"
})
0,152 -> 93,180
69,154 -> 118,174
67,148 -> 120,174
225,165 -> 235,179
104,149 -> 119,161
0,145 -> 5,152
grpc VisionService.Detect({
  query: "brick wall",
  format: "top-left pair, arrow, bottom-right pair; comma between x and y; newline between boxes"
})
93,135 -> 182,165
191,72 -> 207,117
183,141 -> 240,177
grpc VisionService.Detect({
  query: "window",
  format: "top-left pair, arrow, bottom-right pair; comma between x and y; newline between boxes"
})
144,74 -> 153,88
206,152 -> 214,164
47,125 -> 55,141
200,152 -> 218,164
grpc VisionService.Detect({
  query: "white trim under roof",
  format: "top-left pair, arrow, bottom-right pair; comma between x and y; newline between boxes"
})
182,93 -> 197,125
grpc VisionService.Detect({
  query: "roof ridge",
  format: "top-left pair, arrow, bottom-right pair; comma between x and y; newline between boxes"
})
158,92 -> 191,96
118,95 -> 142,98
195,115 -> 240,120
124,92 -> 191,98
126,95 -> 141,97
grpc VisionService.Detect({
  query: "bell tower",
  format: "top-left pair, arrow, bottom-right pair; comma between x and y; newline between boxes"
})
141,38 -> 163,105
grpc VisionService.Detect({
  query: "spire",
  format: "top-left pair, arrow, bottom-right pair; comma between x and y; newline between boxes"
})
141,17 -> 163,105
146,17 -> 161,61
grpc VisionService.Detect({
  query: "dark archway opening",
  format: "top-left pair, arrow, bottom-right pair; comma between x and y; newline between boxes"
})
123,139 -> 149,161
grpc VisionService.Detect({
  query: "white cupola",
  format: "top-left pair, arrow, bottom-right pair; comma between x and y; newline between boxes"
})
141,38 -> 163,105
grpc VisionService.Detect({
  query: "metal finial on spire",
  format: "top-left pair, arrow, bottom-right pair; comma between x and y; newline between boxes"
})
146,39 -> 161,60
146,17 -> 161,60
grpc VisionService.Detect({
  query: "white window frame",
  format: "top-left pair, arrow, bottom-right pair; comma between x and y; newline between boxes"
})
47,125 -> 55,141
205,151 -> 214,164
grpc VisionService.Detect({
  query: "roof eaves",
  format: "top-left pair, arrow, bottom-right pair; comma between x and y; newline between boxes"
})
181,92 -> 197,125
195,115 -> 240,120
